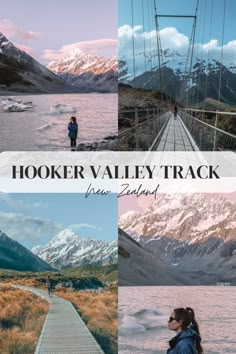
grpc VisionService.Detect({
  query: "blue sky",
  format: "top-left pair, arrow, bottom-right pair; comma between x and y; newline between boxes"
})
119,0 -> 236,66
0,0 -> 117,64
0,193 -> 117,249
119,0 -> 235,44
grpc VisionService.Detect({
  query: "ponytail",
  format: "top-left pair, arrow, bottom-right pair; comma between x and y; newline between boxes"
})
185,307 -> 203,354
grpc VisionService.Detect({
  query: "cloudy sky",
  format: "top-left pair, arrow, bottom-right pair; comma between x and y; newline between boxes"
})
119,0 -> 236,68
0,193 -> 117,249
0,0 -> 117,65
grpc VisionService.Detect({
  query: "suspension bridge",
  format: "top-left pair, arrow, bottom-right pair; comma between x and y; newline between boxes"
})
118,0 -> 236,152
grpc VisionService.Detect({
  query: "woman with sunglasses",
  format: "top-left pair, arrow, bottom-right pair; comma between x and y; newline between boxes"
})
167,307 -> 203,354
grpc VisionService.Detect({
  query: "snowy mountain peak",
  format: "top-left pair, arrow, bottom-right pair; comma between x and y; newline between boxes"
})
51,228 -> 89,243
48,48 -> 118,75
32,228 -> 118,269
47,47 -> 118,93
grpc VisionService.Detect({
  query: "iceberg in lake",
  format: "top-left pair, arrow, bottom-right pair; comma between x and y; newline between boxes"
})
48,104 -> 77,115
1,97 -> 34,112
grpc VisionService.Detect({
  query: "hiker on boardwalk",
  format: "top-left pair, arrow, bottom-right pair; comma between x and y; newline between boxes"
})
46,275 -> 53,296
68,116 -> 78,151
167,307 -> 203,354
174,105 -> 178,118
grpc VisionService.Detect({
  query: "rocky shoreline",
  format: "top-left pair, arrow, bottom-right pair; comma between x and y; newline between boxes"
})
76,135 -> 118,151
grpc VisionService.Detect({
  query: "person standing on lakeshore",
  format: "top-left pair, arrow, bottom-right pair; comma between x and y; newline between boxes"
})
68,116 -> 78,151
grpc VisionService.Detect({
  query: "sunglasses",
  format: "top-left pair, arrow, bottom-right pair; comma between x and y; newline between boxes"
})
169,316 -> 178,322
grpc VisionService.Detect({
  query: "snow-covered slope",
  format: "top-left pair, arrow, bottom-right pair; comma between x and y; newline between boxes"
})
32,229 -> 118,269
48,48 -> 118,93
48,48 -> 117,75
119,194 -> 236,242
0,32 -> 75,94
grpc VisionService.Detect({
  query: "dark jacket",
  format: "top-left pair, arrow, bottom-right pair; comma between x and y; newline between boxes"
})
68,122 -> 78,139
167,328 -> 200,354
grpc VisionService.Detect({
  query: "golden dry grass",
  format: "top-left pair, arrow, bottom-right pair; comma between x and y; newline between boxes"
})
54,289 -> 118,354
0,286 -> 48,354
1,277 -> 44,288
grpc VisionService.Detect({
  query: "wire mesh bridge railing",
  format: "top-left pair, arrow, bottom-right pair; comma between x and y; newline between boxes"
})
118,107 -> 170,151
118,107 -> 236,152
180,109 -> 236,152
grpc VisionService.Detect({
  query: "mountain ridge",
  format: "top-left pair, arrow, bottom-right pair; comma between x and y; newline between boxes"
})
119,50 -> 236,105
0,32 -> 76,94
0,230 -> 55,272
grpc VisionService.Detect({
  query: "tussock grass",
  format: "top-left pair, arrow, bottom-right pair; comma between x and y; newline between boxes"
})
0,286 -> 48,354
54,289 -> 118,354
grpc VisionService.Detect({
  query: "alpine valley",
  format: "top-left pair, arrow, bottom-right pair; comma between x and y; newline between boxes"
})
119,194 -> 236,285
32,229 -> 118,270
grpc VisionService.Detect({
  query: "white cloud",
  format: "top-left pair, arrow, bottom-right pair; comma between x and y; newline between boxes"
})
118,25 -> 189,57
198,39 -> 236,64
118,24 -> 236,65
0,19 -> 41,41
68,223 -> 102,233
0,211 -> 62,242
159,27 -> 189,49
42,39 -> 118,63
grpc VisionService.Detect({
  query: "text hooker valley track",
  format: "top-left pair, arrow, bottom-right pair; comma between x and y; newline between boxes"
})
12,165 -> 220,179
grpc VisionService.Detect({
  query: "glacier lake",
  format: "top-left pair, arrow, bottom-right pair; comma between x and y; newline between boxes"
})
119,286 -> 236,354
0,93 -> 117,151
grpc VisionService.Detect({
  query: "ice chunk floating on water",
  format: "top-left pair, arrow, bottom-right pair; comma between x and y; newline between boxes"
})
37,122 -> 56,131
119,315 -> 145,335
1,97 -> 34,112
48,104 -> 77,115
119,309 -> 168,336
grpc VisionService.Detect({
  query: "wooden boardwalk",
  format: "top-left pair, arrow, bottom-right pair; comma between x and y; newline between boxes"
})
155,113 -> 198,151
14,285 -> 104,354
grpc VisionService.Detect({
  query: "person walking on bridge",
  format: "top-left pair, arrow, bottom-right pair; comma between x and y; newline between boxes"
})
174,105 -> 178,119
